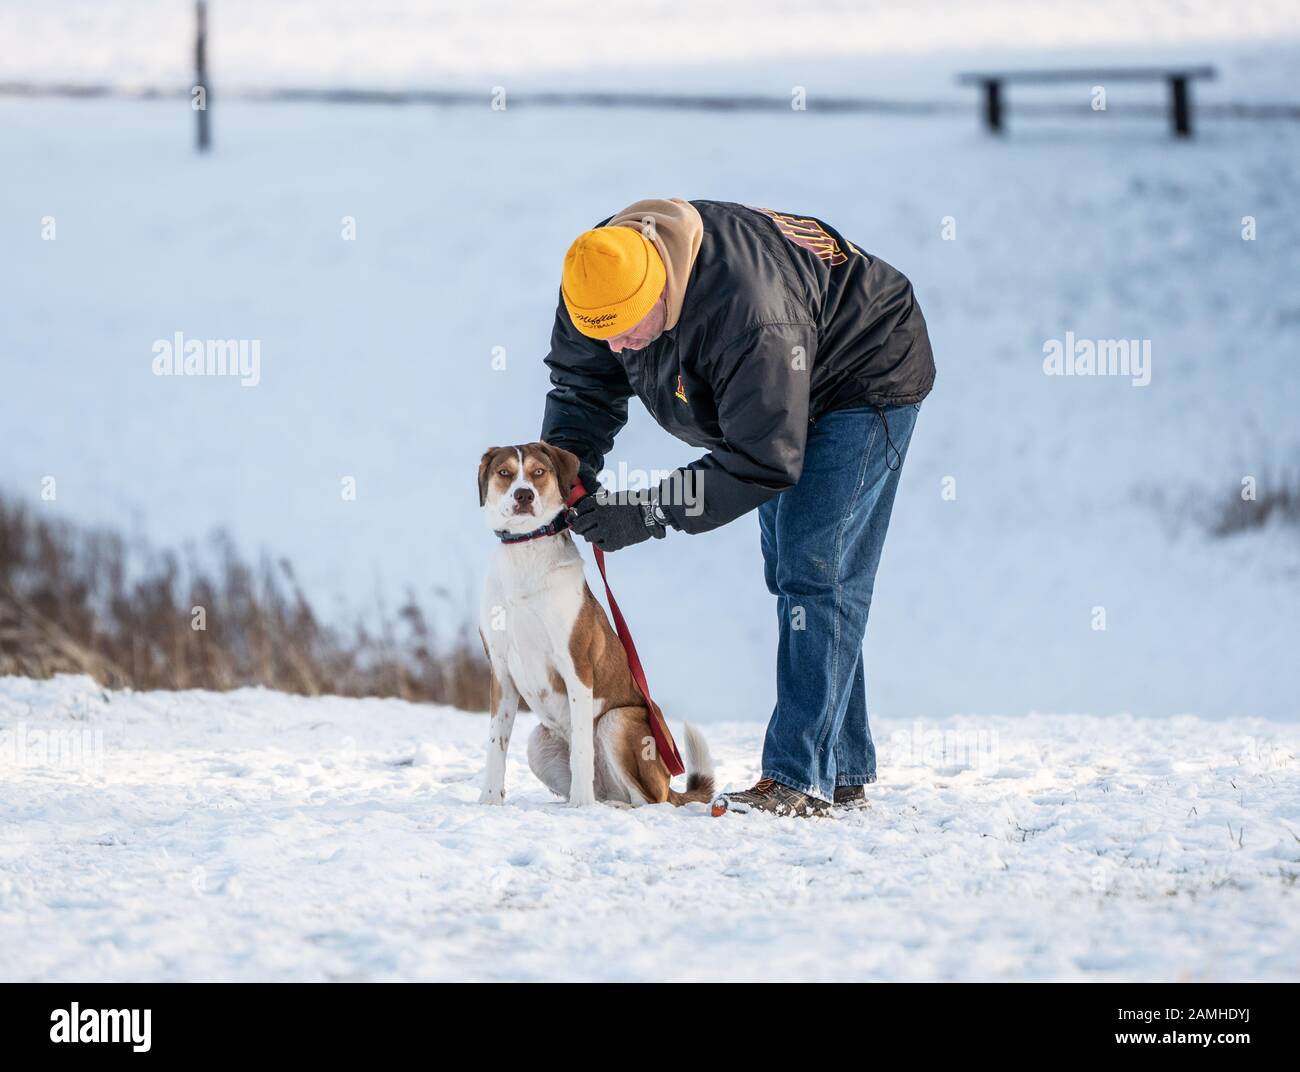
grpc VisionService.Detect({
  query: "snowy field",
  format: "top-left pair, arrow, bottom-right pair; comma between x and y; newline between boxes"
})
4,0 -> 1300,98
1,674 -> 1296,982
2,3 -> 1299,982
3,87 -> 1299,723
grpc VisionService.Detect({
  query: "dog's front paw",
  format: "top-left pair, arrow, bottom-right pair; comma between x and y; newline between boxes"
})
564,793 -> 597,808
479,788 -> 506,805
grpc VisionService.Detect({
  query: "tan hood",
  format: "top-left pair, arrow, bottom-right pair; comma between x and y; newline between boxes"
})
606,198 -> 703,331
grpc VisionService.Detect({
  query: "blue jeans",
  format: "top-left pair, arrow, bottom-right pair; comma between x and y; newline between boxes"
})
758,403 -> 919,803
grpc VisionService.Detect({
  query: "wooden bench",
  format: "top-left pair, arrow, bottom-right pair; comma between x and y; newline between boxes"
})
957,66 -> 1217,138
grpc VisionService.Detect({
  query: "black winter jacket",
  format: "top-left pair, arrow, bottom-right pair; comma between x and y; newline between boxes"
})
540,200 -> 934,534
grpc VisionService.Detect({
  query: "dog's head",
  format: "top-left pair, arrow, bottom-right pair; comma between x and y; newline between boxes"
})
478,441 -> 581,534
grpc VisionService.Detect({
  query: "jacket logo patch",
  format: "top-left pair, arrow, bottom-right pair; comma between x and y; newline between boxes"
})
674,373 -> 688,404
758,208 -> 849,266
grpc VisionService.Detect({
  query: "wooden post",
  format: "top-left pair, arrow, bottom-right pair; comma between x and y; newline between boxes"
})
1169,74 -> 1191,138
195,0 -> 210,152
983,79 -> 1003,134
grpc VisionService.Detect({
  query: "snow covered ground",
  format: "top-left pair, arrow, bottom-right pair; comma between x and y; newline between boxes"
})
2,7 -> 1300,982
2,0 -> 1298,988
1,675 -> 1296,982
4,84 -> 1300,723
4,0 -> 1300,98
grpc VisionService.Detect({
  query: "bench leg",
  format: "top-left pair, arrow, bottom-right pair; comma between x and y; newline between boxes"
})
983,79 -> 1003,134
1169,75 -> 1192,138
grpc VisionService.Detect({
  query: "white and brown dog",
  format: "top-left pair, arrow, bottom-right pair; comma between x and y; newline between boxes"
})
477,441 -> 714,807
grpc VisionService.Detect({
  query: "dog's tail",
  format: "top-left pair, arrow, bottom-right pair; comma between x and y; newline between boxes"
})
667,722 -> 716,806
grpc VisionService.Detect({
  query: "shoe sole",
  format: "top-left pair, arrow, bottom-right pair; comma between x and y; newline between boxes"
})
710,795 -> 831,818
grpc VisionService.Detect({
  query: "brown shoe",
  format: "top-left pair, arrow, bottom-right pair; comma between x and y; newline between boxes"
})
833,784 -> 869,809
711,777 -> 831,818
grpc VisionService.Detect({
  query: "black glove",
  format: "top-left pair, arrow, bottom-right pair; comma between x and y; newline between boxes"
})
575,460 -> 601,499
569,494 -> 667,552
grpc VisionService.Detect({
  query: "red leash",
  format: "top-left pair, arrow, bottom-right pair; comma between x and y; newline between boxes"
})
566,482 -> 685,776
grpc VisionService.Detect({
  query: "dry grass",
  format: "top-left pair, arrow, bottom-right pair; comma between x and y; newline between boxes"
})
0,495 -> 489,710
1208,468 -> 1300,537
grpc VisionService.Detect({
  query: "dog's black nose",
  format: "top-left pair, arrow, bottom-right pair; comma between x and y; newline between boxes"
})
513,487 -> 534,505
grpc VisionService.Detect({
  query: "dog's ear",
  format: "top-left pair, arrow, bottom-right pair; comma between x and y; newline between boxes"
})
478,447 -> 505,507
540,442 -> 581,498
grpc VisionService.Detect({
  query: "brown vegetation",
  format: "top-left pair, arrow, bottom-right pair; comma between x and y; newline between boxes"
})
0,495 -> 489,710
1208,469 -> 1300,537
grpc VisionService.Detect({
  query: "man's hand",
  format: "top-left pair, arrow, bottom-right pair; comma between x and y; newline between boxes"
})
574,460 -> 601,500
570,494 -> 666,552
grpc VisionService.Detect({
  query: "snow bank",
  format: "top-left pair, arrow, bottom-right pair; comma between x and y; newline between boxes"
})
2,675 -> 1296,981
3,1 -> 1300,95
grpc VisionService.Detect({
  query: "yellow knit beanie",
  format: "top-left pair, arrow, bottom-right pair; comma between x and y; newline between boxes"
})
561,226 -> 667,340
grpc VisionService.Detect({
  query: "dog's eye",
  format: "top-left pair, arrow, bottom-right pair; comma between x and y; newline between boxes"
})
497,468 -> 510,478
533,468 -> 545,478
